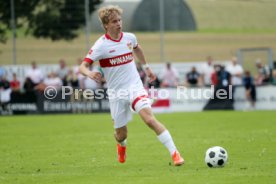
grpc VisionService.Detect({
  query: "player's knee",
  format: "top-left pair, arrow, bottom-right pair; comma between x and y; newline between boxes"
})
115,131 -> 127,142
117,134 -> 127,142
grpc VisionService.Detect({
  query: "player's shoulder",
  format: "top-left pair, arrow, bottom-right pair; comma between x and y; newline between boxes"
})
123,32 -> 136,39
92,35 -> 107,49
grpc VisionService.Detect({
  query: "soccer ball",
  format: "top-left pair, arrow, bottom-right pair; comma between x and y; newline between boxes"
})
205,146 -> 228,168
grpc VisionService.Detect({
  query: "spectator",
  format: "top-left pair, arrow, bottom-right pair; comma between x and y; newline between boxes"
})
56,59 -> 69,86
73,58 -> 82,75
23,77 -> 36,102
23,77 -> 35,92
147,77 -> 161,89
243,70 -> 256,110
211,64 -> 220,86
26,61 -> 44,86
0,66 -> 6,79
0,75 -> 10,90
10,73 -> 21,105
35,72 -> 63,92
84,77 -> 99,90
43,72 -> 63,90
0,76 -> 11,112
255,59 -> 271,84
10,73 -> 20,92
203,65 -> 233,110
185,66 -> 201,87
73,58 -> 86,89
160,63 -> 179,88
217,65 -> 231,87
272,69 -> 276,85
226,57 -> 244,87
66,69 -> 79,88
200,56 -> 214,86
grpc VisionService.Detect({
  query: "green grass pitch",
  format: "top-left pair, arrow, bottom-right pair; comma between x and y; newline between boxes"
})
0,111 -> 275,184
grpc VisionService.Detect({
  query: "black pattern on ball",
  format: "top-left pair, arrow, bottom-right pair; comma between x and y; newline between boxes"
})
209,151 -> 215,158
218,159 -> 224,166
207,163 -> 213,167
220,149 -> 225,154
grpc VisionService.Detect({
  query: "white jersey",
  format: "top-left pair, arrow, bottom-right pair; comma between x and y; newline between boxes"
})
84,32 -> 143,91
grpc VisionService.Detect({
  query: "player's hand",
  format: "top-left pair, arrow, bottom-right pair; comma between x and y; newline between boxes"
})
145,68 -> 157,83
87,71 -> 102,83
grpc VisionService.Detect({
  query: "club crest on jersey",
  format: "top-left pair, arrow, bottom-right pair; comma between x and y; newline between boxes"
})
127,42 -> 132,50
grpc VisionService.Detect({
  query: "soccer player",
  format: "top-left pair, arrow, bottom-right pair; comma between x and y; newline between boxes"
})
79,5 -> 184,166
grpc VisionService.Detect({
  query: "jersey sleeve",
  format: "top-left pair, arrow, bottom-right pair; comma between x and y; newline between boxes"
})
84,42 -> 103,65
128,33 -> 138,49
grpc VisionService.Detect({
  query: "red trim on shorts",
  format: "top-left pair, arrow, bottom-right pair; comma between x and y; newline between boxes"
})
132,95 -> 148,111
105,32 -> 123,42
99,52 -> 133,68
83,58 -> 93,65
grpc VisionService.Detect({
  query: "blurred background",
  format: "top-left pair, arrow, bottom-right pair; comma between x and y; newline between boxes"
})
1,2 -> 275,183
0,0 -> 276,114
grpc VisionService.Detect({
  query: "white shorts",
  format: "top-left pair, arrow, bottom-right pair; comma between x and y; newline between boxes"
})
110,88 -> 152,129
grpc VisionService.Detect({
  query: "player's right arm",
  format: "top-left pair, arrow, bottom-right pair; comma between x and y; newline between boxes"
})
79,62 -> 102,83
79,39 -> 104,83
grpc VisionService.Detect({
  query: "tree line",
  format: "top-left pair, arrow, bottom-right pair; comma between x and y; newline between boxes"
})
0,0 -> 102,43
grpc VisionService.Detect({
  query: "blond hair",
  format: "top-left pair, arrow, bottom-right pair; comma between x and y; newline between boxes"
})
98,5 -> 123,25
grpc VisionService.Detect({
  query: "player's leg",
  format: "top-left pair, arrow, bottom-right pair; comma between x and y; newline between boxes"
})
137,106 -> 184,166
138,107 -> 165,134
130,89 -> 184,165
114,124 -> 127,145
110,99 -> 132,163
114,125 -> 127,163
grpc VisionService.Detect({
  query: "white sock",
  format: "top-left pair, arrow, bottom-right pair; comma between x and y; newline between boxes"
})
157,130 -> 177,155
118,139 -> 127,147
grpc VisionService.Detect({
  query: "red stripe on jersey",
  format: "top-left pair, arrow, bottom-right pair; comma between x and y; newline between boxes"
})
84,58 -> 93,64
132,95 -> 148,111
105,32 -> 123,42
99,52 -> 134,68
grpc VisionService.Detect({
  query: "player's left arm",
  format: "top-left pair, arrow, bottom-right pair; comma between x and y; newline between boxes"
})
133,45 -> 156,83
